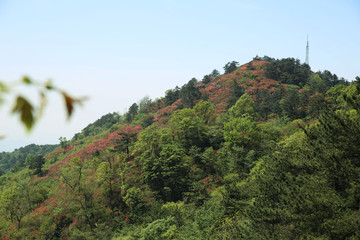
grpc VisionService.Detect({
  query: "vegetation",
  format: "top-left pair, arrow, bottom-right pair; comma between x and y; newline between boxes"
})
0,57 -> 359,239
0,144 -> 58,174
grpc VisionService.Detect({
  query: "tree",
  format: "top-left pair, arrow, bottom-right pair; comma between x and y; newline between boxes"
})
223,61 -> 239,74
169,108 -> 208,150
164,87 -> 180,106
224,114 -> 259,150
265,58 -> 311,86
59,136 -> 69,153
227,79 -> 244,109
60,157 -> 99,229
193,100 -> 216,125
0,182 -> 32,229
317,69 -> 349,87
307,73 -> 327,93
96,151 -> 126,211
280,84 -> 302,118
139,217 -> 177,240
138,95 -> 152,113
247,132 -> 317,239
115,126 -> 141,159
228,93 -> 257,119
137,125 -> 190,201
210,69 -> 220,78
202,75 -> 211,84
202,70 -> 220,84
247,86 -> 360,238
254,88 -> 273,119
179,78 -> 201,107
220,94 -> 261,174
125,103 -> 139,123
355,76 -> 360,84
25,154 -> 45,176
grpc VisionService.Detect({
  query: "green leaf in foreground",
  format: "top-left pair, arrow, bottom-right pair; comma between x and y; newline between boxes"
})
12,96 -> 34,131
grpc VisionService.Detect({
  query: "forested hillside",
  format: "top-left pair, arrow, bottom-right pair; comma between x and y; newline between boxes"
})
0,144 -> 58,175
1,57 -> 359,239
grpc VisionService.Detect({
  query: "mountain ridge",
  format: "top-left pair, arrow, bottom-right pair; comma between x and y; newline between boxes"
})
1,56 -> 358,239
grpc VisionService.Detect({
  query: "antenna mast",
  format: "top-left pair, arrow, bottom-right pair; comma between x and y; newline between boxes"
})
305,35 -> 309,65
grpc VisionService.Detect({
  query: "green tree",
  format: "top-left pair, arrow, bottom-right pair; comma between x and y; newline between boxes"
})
202,74 -> 211,84
228,93 -> 257,119
224,114 -> 259,150
138,95 -> 152,112
317,69 -> 349,87
169,108 -> 208,150
355,76 -> 360,84
221,94 -> 260,174
58,136 -> 68,148
307,73 -> 327,93
0,182 -> 32,229
223,61 -> 239,74
210,69 -> 220,77
125,103 -> 139,123
193,100 -> 216,125
137,125 -> 190,201
325,84 -> 347,109
139,217 -> 177,240
195,196 -> 225,239
164,87 -> 180,106
25,154 -> 45,176
179,78 -> 201,107
247,86 -> 360,238
227,79 -> 244,109
264,57 -> 311,86
60,157 -> 99,230
96,151 -> 126,211
280,84 -> 304,118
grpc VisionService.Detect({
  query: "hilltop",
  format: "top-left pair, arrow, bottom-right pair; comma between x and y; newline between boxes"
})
0,56 -> 359,239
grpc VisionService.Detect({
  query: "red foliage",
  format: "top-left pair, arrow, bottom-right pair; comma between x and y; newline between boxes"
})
64,145 -> 73,152
69,219 -> 78,228
118,125 -> 142,136
124,212 -> 131,223
203,176 -> 212,184
154,98 -> 182,119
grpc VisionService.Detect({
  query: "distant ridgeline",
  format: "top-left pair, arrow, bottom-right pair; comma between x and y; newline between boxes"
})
0,144 -> 58,174
1,56 -> 359,239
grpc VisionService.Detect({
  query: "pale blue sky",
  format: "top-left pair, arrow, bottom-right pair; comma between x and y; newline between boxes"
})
1,0 -> 359,152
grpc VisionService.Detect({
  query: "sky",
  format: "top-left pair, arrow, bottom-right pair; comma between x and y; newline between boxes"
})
0,0 -> 359,152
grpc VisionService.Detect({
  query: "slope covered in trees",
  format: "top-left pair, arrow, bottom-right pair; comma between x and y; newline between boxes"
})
0,57 -> 358,239
0,144 -> 58,174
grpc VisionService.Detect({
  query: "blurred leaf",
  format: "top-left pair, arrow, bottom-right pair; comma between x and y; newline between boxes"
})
22,76 -> 32,84
38,91 -> 47,118
0,82 -> 8,92
12,96 -> 34,131
62,92 -> 75,119
62,92 -> 87,119
45,80 -> 53,90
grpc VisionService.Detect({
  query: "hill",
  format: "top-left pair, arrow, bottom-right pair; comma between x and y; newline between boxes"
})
0,144 -> 58,174
0,56 -> 359,239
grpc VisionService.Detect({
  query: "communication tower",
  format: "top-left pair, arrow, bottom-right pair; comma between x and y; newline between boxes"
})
305,36 -> 309,65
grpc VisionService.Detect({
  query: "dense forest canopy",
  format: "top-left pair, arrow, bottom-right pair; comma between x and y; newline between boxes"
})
0,56 -> 359,239
0,144 -> 58,174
